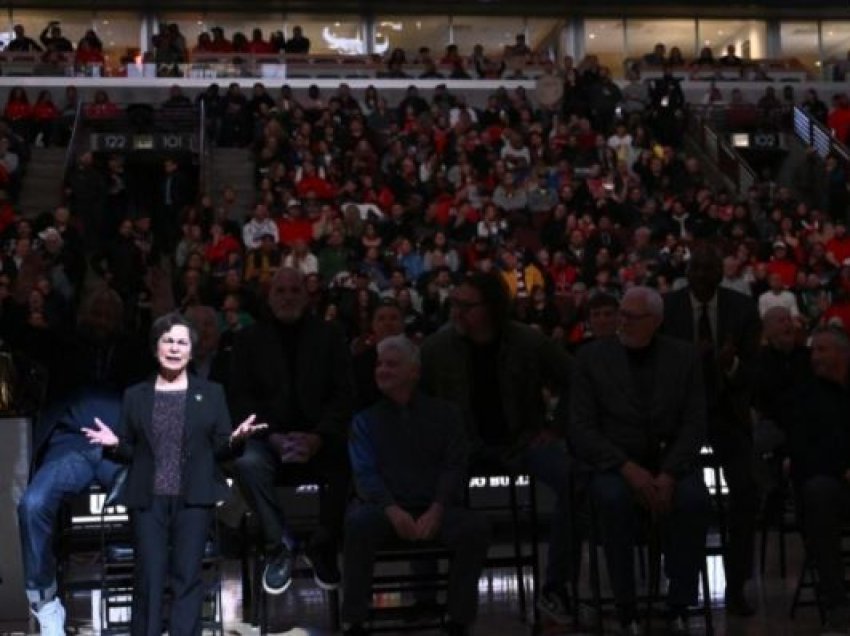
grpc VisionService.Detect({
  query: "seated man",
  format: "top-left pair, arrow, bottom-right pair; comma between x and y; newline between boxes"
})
785,326 -> 850,631
570,287 -> 710,635
230,267 -> 353,594
18,388 -> 123,635
343,335 -> 490,636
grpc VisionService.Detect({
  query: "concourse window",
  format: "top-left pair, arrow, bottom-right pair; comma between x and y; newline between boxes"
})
624,19 -> 695,65
822,22 -> 850,69
284,14 -> 362,55
780,21 -> 820,72
373,16 -> 450,59
451,15 -> 524,57
5,9 -> 92,53
160,12 -> 285,54
697,19 -> 767,61
584,19 -> 625,76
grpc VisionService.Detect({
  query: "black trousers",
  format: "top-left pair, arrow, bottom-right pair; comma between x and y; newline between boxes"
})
709,422 -> 758,594
233,436 -> 350,552
131,496 -> 214,636
799,475 -> 850,609
341,503 -> 491,626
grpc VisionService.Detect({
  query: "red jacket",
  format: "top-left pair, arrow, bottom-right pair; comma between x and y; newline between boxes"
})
205,235 -> 241,265
277,217 -> 314,247
4,101 -> 31,121
765,258 -> 798,289
32,101 -> 59,121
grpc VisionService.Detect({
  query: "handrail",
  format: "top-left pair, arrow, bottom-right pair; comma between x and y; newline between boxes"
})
689,109 -> 757,194
61,99 -> 84,198
793,105 -> 850,165
198,98 -> 210,198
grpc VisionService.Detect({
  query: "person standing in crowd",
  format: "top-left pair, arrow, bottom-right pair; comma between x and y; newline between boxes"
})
663,245 -> 761,616
343,335 -> 490,636
784,326 -> 850,632
83,312 -> 266,636
284,26 -> 310,54
158,157 -> 193,257
420,271 -> 575,624
571,286 -> 710,634
229,267 -> 354,595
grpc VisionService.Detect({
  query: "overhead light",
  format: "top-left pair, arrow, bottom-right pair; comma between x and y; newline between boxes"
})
589,33 -> 596,40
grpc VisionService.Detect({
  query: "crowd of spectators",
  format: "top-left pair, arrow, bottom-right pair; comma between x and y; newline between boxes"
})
0,42 -> 849,395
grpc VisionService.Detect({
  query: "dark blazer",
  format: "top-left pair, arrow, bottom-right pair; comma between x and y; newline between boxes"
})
109,375 -> 235,509
569,335 -> 707,477
228,316 -> 354,442
662,286 -> 760,426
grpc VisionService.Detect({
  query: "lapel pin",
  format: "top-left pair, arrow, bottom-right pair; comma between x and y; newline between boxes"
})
195,393 -> 203,402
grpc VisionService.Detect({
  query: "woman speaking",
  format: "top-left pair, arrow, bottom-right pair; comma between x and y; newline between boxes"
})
83,312 -> 265,636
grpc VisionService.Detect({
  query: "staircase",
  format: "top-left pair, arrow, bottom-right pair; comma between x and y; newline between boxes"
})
207,147 -> 255,217
17,147 -> 67,218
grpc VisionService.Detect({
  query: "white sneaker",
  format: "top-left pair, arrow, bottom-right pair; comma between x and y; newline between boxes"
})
31,597 -> 66,636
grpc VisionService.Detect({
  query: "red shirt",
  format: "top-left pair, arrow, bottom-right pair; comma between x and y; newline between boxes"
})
827,236 -> 850,265
765,258 -> 798,289
277,217 -> 314,247
4,101 -> 31,121
205,235 -> 241,265
248,41 -> 276,55
32,101 -> 59,121
823,301 -> 850,334
295,176 -> 336,200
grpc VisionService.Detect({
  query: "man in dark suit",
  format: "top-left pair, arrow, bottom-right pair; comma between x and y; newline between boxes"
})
571,286 -> 710,634
230,267 -> 354,595
662,245 -> 761,616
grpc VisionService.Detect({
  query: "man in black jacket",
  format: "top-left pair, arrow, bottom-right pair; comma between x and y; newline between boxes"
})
662,245 -> 761,616
343,335 -> 489,636
571,287 -> 710,634
230,267 -> 354,595
786,326 -> 850,631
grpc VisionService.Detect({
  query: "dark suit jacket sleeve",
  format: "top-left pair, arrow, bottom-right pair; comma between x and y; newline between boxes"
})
435,403 -> 469,506
569,350 -> 628,470
349,412 -> 394,507
109,388 -> 137,463
661,345 -> 707,476
724,292 -> 761,392
541,338 -> 573,435
227,329 -> 259,429
211,383 -> 239,461
316,324 -> 355,441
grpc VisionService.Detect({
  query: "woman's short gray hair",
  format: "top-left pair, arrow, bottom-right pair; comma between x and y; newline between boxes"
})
376,335 -> 420,365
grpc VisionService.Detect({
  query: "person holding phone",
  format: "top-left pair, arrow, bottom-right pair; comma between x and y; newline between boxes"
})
84,312 -> 266,636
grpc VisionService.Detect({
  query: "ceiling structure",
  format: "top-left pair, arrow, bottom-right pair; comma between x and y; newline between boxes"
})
2,0 -> 850,17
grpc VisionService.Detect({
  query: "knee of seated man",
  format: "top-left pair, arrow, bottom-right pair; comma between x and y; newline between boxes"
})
18,485 -> 50,519
591,473 -> 632,510
345,504 -> 387,537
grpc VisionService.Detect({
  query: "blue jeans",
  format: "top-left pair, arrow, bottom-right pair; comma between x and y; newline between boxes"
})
591,471 -> 710,610
18,445 -> 120,599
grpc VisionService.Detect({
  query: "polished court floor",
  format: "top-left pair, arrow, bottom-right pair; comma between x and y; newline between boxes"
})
0,531 -> 833,636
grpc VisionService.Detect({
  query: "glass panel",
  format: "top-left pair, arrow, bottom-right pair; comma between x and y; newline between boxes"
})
697,19 -> 767,60
585,19 -> 625,77
822,22 -> 850,66
160,11 -> 285,53
625,19 -> 695,64
780,21 -> 820,72
6,9 -> 92,52
452,16 -> 523,57
284,14 -> 362,55
94,11 -> 143,68
373,15 -> 450,58
526,17 -> 564,59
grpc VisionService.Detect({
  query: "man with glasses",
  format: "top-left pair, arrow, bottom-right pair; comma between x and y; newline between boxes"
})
420,271 -> 575,625
570,286 -> 710,635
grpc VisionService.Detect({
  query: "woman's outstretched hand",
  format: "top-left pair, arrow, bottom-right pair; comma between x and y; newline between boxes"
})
231,414 -> 268,443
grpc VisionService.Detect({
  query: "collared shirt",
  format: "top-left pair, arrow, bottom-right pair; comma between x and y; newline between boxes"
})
689,291 -> 718,351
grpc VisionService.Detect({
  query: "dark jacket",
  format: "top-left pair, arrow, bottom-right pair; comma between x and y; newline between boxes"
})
785,375 -> 850,484
662,286 -> 760,428
569,335 -> 707,477
228,316 -> 354,442
109,375 -> 235,509
349,392 -> 468,509
420,320 -> 572,455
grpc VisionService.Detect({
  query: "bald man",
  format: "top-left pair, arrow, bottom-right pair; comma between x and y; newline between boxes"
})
570,287 -> 710,634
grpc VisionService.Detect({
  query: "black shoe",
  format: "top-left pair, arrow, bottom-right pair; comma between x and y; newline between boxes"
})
262,546 -> 294,595
343,625 -> 369,636
444,622 -> 470,636
724,591 -> 755,617
303,542 -> 341,590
